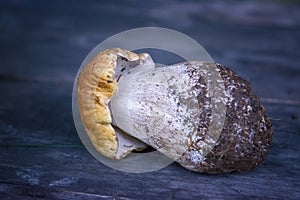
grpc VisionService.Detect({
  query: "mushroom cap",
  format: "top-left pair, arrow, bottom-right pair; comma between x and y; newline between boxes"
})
77,48 -> 153,159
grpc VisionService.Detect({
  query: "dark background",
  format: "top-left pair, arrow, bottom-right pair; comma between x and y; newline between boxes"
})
0,0 -> 299,199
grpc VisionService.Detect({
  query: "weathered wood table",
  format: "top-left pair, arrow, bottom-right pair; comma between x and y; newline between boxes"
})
0,0 -> 299,199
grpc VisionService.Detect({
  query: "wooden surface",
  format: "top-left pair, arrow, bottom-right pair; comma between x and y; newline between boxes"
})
0,0 -> 299,199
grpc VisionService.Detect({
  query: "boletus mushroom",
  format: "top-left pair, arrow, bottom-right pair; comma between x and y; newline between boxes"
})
77,48 -> 273,174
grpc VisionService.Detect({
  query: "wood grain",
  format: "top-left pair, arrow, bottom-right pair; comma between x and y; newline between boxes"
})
0,0 -> 299,199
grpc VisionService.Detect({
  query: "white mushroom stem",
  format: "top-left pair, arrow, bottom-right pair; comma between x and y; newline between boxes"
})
110,63 -> 203,161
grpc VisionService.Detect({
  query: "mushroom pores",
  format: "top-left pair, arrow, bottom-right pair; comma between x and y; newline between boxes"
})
77,48 -> 273,174
77,48 -> 153,159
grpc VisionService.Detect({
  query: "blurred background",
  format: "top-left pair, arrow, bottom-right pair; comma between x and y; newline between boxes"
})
0,0 -> 299,199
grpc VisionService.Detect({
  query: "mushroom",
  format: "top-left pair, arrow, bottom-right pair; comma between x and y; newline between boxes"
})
77,48 -> 273,173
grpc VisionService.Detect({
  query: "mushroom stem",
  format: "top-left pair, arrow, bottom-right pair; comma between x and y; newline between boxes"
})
110,63 -> 205,161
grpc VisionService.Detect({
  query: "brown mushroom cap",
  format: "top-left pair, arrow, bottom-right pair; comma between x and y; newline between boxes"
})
77,48 -> 153,159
